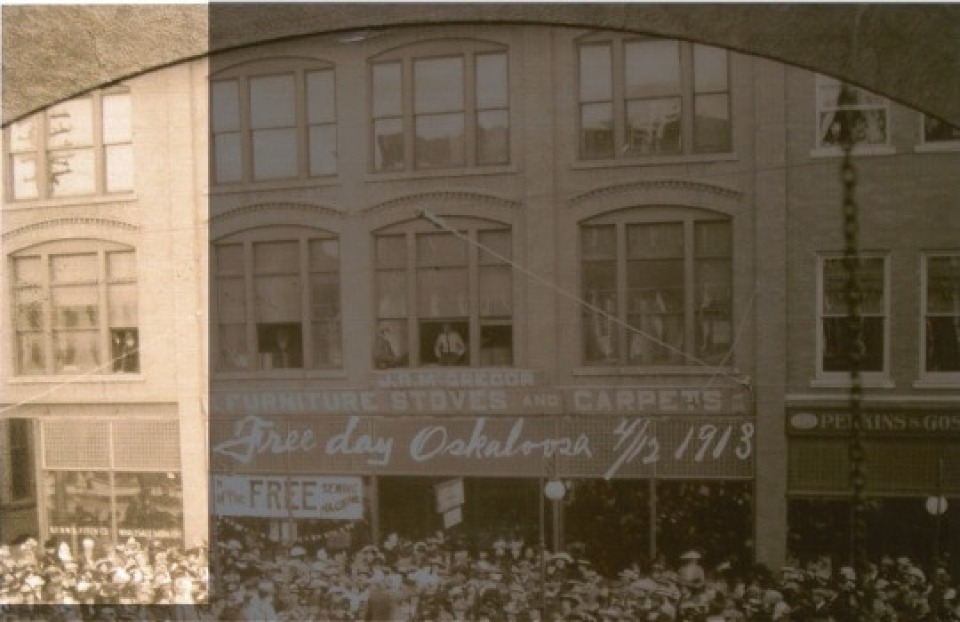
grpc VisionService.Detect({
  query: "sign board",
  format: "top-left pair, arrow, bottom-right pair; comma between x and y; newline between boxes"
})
435,478 -> 465,514
788,410 -> 960,437
442,506 -> 463,529
213,475 -> 363,519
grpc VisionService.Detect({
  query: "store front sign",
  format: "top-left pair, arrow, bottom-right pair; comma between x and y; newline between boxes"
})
788,410 -> 960,436
212,414 -> 754,479
435,478 -> 465,514
214,475 -> 363,519
49,526 -> 111,537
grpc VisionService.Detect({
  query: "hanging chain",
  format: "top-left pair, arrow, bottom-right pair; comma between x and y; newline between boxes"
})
837,83 -> 868,605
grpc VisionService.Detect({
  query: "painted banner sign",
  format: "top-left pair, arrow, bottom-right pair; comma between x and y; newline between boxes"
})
210,415 -> 754,479
213,475 -> 363,519
788,410 -> 960,436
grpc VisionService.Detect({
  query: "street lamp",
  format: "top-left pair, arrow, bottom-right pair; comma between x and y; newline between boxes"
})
545,478 -> 567,554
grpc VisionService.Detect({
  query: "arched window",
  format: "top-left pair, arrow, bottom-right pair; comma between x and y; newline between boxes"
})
580,207 -> 732,367
374,217 -> 512,368
213,226 -> 341,372
210,58 -> 337,185
370,39 -> 510,172
11,240 -> 139,375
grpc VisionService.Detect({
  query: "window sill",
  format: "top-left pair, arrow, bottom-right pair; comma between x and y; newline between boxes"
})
808,145 -> 896,158
3,192 -> 139,210
573,365 -> 739,378
914,142 -> 960,153
809,375 -> 895,389
213,369 -> 348,381
571,152 -> 739,169
210,176 -> 340,195
0,498 -> 37,510
365,164 -> 518,183
8,374 -> 145,384
913,376 -> 960,389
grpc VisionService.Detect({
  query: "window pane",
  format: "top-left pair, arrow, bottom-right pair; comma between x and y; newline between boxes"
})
307,70 -> 336,124
823,316 -> 884,372
822,259 -> 848,315
219,325 -> 249,371
102,93 -> 132,143
256,323 -> 302,369
17,333 -> 45,374
414,57 -> 463,114
479,229 -> 511,263
211,80 -> 241,133
45,471 -> 113,538
696,258 -> 732,364
373,62 -> 402,118
579,44 -> 612,101
10,117 -> 37,152
108,283 -> 138,327
376,234 -> 407,266
418,268 -> 469,317
480,324 -> 512,366
216,244 -> 245,275
14,256 -> 43,285
695,221 -> 731,257
421,321 -> 469,366
52,253 -> 98,284
859,258 -> 885,315
11,153 -> 39,199
581,103 -> 614,158
255,276 -> 301,322
54,330 -> 100,373
926,256 -> 960,313
309,238 -> 340,271
375,320 -> 408,368
374,118 -> 404,171
477,53 -> 508,109
255,240 -> 299,273
477,110 -> 509,165
47,98 -> 94,148
582,225 -> 616,260
923,115 -> 960,143
15,287 -> 43,330
377,271 -> 408,317
627,223 -> 684,259
253,128 -> 298,180
480,265 -> 512,316
214,132 -> 243,183
694,94 -> 731,153
584,277 -> 618,363
415,113 -> 465,168
310,273 -> 340,320
309,124 -> 337,176
105,143 -> 134,192
926,317 -> 960,372
625,98 -> 682,155
417,232 -> 468,266
250,74 -> 295,128
625,40 -> 680,99
693,45 -> 728,92
312,320 -> 342,368
49,148 -> 96,197
52,286 -> 98,328
110,328 -> 139,373
115,473 -> 183,543
217,277 -> 246,323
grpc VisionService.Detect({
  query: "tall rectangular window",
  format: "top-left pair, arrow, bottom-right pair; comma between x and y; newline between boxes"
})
9,419 -> 34,501
816,76 -> 890,149
923,254 -> 960,376
374,220 -> 512,368
371,43 -> 510,172
214,229 -> 341,372
11,243 -> 139,376
6,90 -> 133,201
819,256 -> 887,374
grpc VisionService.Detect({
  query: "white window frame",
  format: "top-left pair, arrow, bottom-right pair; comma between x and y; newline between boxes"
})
210,58 -> 338,187
212,225 -> 342,376
916,113 -> 960,153
5,88 -> 133,202
575,34 -> 733,162
811,75 -> 893,157
918,252 -> 960,385
814,253 -> 892,387
369,39 -> 511,173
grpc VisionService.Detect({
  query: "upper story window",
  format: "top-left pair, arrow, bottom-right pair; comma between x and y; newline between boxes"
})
922,253 -> 960,378
370,40 -> 510,172
580,208 -> 732,367
211,60 -> 337,185
214,227 -> 341,373
816,76 -> 890,151
6,90 -> 133,201
818,255 -> 888,378
374,218 -> 512,368
11,241 -> 139,376
577,36 -> 730,160
920,114 -> 960,149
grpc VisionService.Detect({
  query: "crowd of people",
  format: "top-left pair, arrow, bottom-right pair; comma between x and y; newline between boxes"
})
1,527 -> 958,621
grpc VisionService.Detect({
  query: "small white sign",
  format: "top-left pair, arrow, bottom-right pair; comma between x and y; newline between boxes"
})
435,478 -> 465,514
442,506 -> 463,529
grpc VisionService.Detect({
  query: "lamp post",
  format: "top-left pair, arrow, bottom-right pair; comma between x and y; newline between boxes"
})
926,456 -> 947,621
545,479 -> 567,553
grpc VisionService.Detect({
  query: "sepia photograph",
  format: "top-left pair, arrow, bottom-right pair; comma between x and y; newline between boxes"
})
1,3 -> 959,620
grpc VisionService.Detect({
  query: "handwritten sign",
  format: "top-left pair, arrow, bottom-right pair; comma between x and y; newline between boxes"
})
214,475 -> 363,519
211,415 -> 754,479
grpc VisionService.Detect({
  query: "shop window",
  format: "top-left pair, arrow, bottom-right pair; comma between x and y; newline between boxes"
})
6,89 -> 133,201
211,60 -> 337,185
818,255 -> 887,376
816,75 -> 890,151
11,241 -> 139,376
577,36 -> 730,160
919,113 -> 960,150
8,419 -> 34,501
923,254 -> 960,377
214,227 -> 341,372
371,41 -> 510,172
580,209 -> 732,367
374,218 -> 512,368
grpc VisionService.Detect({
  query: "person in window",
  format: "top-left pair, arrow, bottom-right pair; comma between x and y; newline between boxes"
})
375,325 -> 404,369
113,330 -> 138,373
434,323 -> 466,366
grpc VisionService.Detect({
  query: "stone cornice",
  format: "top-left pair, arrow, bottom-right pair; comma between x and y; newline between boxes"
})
209,202 -> 345,224
569,179 -> 743,209
362,190 -> 521,215
2,217 -> 139,241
